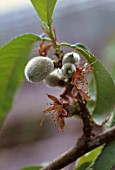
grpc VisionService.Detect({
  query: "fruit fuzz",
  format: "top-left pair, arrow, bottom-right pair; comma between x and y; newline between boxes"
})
24,52 -> 81,86
62,52 -> 80,65
24,56 -> 54,82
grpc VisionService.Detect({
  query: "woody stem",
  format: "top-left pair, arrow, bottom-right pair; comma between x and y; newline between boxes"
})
78,93 -> 93,141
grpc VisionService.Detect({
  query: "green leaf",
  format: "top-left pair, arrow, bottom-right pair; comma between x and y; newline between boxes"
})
91,141 -> 115,170
87,74 -> 96,113
75,44 -> 115,124
75,43 -> 90,52
20,165 -> 43,170
30,0 -> 57,25
0,33 -> 41,127
75,147 -> 101,170
103,63 -> 115,128
59,42 -> 115,124
91,75 -> 115,170
111,62 -> 115,84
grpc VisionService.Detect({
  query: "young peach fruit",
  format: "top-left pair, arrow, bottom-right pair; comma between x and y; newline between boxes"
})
61,63 -> 76,78
45,69 -> 66,87
62,52 -> 80,65
24,56 -> 54,82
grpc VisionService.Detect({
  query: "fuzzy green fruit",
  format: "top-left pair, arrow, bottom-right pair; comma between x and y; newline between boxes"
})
61,63 -> 76,78
62,52 -> 80,65
45,69 -> 66,87
24,56 -> 54,82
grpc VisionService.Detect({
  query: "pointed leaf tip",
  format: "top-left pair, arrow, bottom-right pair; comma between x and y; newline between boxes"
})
30,0 -> 57,25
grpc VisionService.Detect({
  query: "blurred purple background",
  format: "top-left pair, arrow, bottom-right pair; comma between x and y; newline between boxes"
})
0,0 -> 115,170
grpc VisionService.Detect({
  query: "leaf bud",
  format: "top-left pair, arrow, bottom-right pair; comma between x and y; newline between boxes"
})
45,69 -> 67,87
61,63 -> 76,78
62,52 -> 80,65
24,56 -> 54,83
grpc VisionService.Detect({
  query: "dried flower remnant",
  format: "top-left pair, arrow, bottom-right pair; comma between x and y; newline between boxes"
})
44,94 -> 69,129
72,63 -> 94,101
34,40 -> 53,57
60,62 -> 93,103
43,59 -> 94,129
59,84 -> 76,104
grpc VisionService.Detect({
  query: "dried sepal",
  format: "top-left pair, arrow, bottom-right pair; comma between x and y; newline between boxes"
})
47,94 -> 59,102
72,63 -> 93,101
60,85 -> 76,104
33,40 -> 52,57
57,115 -> 65,130
44,94 -> 69,129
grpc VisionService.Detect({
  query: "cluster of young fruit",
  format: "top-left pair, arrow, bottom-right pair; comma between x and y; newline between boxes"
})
24,52 -> 81,87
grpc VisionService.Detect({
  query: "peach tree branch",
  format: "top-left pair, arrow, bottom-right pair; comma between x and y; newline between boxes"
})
41,126 -> 115,170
